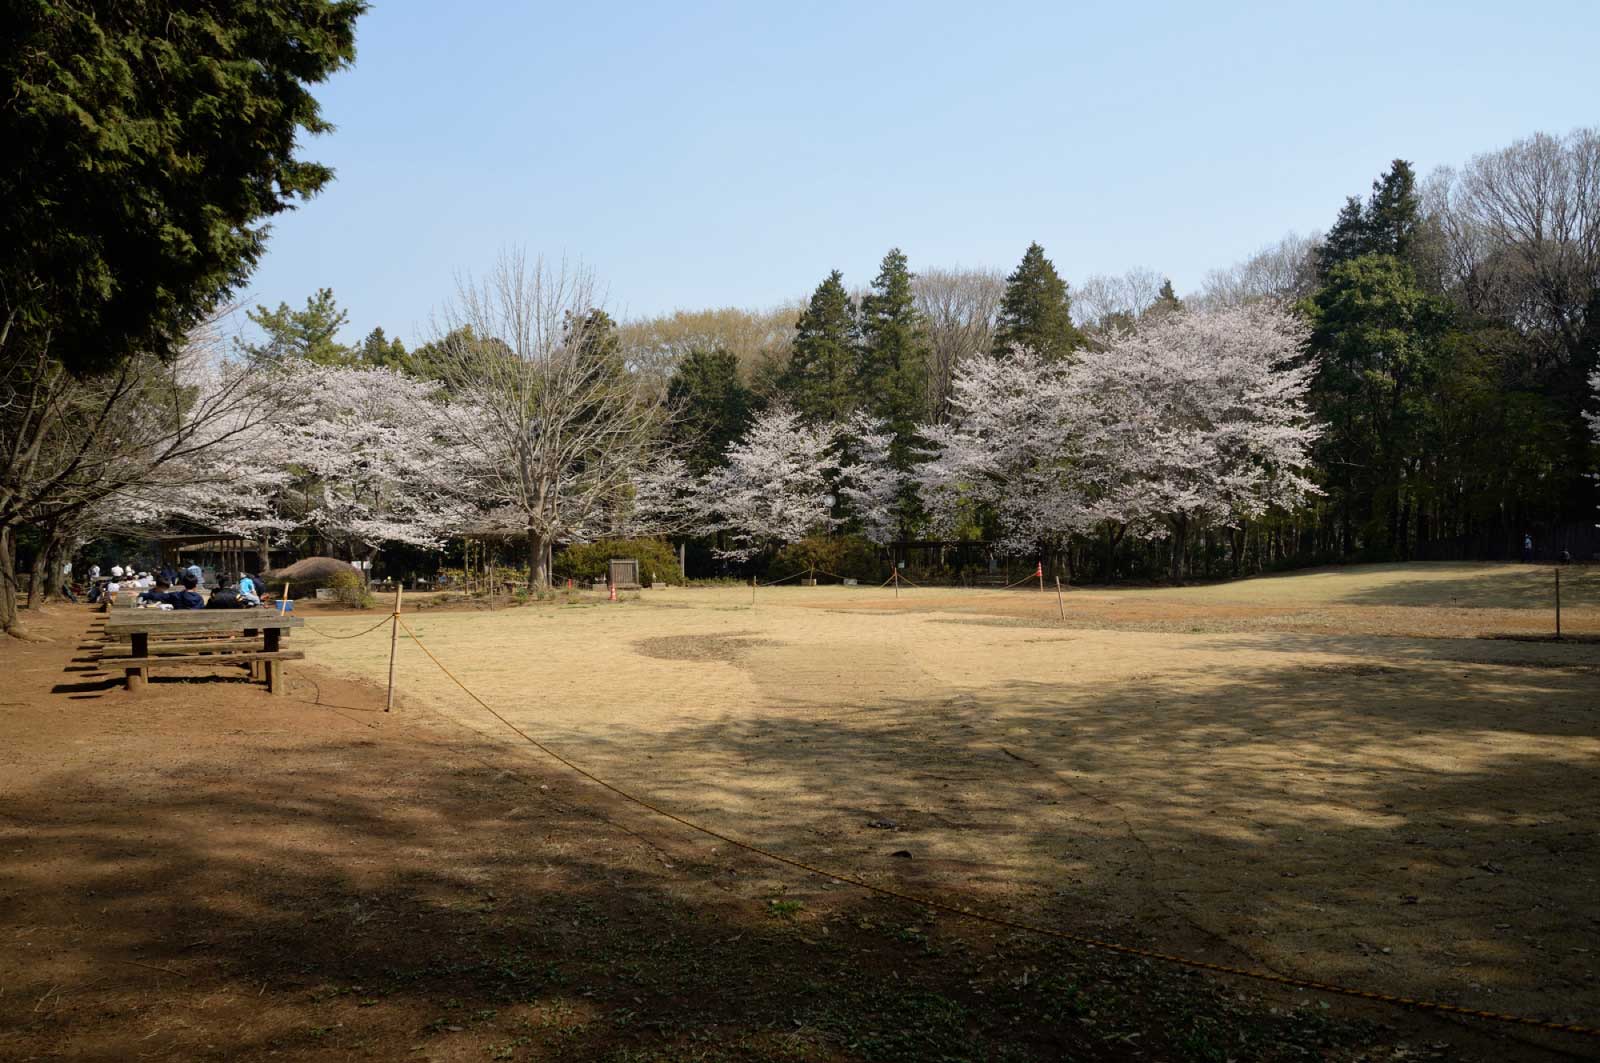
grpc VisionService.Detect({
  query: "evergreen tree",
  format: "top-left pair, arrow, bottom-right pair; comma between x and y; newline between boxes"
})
359,327 -> 409,370
857,248 -> 930,430
1365,160 -> 1420,259
782,270 -> 858,422
1318,196 -> 1371,276
1317,161 -> 1421,276
666,348 -> 757,474
1305,255 -> 1450,556
0,0 -> 365,375
855,248 -> 932,536
993,243 -> 1084,360
1147,278 -> 1183,319
240,288 -> 353,365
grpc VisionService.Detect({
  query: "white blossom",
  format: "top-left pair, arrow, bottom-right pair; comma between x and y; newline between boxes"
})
698,406 -> 837,560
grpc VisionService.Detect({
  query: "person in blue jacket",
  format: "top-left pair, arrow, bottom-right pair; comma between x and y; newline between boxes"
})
139,573 -> 205,609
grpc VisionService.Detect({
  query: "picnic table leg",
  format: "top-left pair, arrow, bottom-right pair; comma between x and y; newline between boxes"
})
264,627 -> 284,695
126,632 -> 149,692
245,626 -> 261,680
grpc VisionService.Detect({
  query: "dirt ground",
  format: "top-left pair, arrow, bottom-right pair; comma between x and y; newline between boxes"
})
2,562 -> 1597,1061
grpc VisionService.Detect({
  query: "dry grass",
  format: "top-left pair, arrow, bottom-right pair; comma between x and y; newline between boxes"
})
300,562 -> 1600,1037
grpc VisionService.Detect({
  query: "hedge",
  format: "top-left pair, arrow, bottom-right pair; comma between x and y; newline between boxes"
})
553,538 -> 683,585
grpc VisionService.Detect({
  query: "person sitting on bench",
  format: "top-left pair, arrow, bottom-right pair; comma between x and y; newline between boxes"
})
139,573 -> 205,609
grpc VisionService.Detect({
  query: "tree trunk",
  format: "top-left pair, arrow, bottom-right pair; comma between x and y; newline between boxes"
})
0,525 -> 19,634
528,528 -> 552,589
1169,517 -> 1187,583
26,523 -> 59,608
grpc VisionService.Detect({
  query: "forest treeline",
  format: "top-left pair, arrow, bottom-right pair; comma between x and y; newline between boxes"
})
264,126 -> 1600,579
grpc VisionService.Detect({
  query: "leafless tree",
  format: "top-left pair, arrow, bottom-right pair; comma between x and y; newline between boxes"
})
1428,127 -> 1599,363
912,266 -> 1003,423
434,251 -> 668,588
1192,232 -> 1320,310
1073,267 -> 1166,332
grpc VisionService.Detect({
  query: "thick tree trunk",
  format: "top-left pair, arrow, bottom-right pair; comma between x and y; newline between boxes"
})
527,528 -> 552,589
26,525 -> 57,608
0,525 -> 19,634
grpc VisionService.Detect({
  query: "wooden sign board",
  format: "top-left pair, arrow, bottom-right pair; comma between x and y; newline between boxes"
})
608,558 -> 641,590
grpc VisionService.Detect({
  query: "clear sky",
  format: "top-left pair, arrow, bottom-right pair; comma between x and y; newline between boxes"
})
242,0 -> 1599,347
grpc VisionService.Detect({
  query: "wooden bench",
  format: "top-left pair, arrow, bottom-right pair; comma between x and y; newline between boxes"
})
102,611 -> 305,694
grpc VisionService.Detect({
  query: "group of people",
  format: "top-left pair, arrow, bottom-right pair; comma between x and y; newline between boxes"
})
80,561 -> 264,610
136,570 -> 262,610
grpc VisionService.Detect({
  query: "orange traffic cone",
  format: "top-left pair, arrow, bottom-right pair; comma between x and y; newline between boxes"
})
608,581 -> 616,601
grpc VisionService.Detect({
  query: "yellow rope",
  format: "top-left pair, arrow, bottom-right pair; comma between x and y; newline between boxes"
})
299,614 -> 399,640
391,615 -> 1596,1040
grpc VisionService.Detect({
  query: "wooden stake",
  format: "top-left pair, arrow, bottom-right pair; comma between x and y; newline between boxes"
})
751,575 -> 756,607
1555,568 -> 1562,641
280,582 -> 291,614
385,584 -> 403,712
1055,576 -> 1065,621
894,570 -> 899,599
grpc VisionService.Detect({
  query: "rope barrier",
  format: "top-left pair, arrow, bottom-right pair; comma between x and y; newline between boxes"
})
386,614 -> 1597,1041
299,614 -> 399,641
755,571 -> 808,588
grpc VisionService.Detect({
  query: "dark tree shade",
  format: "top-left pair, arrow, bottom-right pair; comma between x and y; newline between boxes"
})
993,242 -> 1085,360
0,0 -> 366,375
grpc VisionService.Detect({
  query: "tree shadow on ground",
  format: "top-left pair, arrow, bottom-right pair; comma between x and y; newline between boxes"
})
1332,565 -> 1600,611
3,721 -> 1409,1063
4,619 -> 1596,1061
541,636 -> 1600,1058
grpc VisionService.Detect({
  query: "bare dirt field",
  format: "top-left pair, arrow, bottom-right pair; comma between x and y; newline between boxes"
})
3,562 -> 1597,1061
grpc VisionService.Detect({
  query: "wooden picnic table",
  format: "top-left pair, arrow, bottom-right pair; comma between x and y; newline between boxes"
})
101,610 -> 305,695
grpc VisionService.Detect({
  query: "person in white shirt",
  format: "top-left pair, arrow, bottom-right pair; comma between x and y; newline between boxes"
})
111,565 -> 124,578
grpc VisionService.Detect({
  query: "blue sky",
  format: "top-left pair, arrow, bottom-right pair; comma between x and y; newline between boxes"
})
242,0 -> 1599,347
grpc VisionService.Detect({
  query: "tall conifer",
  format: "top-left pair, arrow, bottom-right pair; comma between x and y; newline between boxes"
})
993,243 -> 1084,360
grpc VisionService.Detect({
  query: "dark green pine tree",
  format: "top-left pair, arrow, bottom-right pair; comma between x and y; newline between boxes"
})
1149,278 -> 1183,318
783,270 -> 858,422
855,248 -> 932,537
1318,196 -> 1371,276
1364,159 -> 1420,260
666,348 -> 757,474
856,248 -> 930,431
240,288 -> 353,365
993,242 -> 1085,360
358,326 -> 409,370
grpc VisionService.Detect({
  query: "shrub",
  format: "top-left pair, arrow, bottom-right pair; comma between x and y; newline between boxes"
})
328,567 -> 374,609
553,538 -> 684,585
771,535 -> 884,583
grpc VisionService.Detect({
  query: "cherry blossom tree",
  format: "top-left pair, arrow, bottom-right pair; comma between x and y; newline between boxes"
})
835,411 -> 905,545
282,363 -> 474,563
917,347 -> 1087,557
697,406 -> 837,560
1069,304 -> 1320,578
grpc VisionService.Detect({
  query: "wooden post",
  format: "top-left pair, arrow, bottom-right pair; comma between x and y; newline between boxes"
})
1055,577 -> 1065,621
751,575 -> 756,607
280,582 -> 291,614
894,569 -> 899,599
1555,568 -> 1562,641
386,584 -> 403,712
